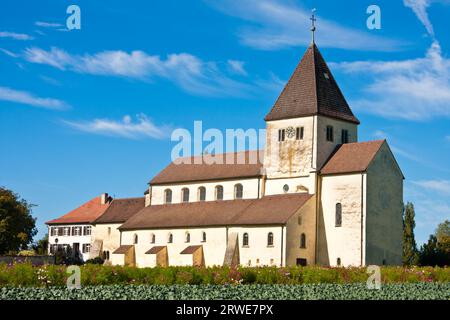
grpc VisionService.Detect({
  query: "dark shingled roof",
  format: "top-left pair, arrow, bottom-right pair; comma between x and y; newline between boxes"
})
113,245 -> 134,254
180,245 -> 202,254
119,193 -> 313,230
150,150 -> 263,185
145,246 -> 166,254
320,140 -> 385,175
93,197 -> 145,224
265,44 -> 359,124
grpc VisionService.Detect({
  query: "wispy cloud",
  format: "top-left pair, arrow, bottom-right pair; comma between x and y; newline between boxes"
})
206,0 -> 405,51
0,86 -> 69,110
413,179 -> 450,194
332,41 -> 450,120
403,0 -> 434,36
227,60 -> 247,76
35,21 -> 63,28
63,114 -> 169,139
0,48 -> 18,58
22,47 -> 259,97
0,31 -> 34,41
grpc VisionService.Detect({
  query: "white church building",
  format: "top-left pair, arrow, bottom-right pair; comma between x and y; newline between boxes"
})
47,42 -> 404,268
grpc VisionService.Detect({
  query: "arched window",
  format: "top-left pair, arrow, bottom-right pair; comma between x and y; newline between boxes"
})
215,185 -> 224,200
168,233 -> 173,243
337,258 -> 341,266
300,233 -> 306,248
133,234 -> 138,244
267,232 -> 274,246
185,231 -> 190,243
181,188 -> 190,203
243,232 -> 249,247
234,184 -> 243,199
164,189 -> 172,204
150,233 -> 155,244
198,187 -> 206,201
335,203 -> 342,227
201,231 -> 207,242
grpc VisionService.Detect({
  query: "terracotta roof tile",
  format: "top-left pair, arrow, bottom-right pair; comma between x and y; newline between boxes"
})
145,246 -> 166,254
46,195 -> 112,225
119,193 -> 313,230
265,44 -> 359,124
113,245 -> 134,254
320,140 -> 385,175
150,150 -> 263,185
180,245 -> 202,254
93,197 -> 145,224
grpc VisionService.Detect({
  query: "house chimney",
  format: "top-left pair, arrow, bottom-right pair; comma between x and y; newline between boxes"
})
100,193 -> 109,205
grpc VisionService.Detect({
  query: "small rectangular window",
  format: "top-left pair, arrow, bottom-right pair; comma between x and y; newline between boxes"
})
278,129 -> 285,142
83,226 -> 91,236
326,126 -> 334,142
82,244 -> 91,253
296,127 -> 304,140
341,130 -> 349,144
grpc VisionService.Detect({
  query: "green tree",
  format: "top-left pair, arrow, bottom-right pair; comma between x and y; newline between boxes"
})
0,187 -> 37,254
435,220 -> 450,243
32,233 -> 48,255
418,220 -> 450,266
402,202 -> 419,266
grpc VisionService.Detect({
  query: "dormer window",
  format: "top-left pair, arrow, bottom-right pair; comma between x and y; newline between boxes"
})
326,126 -> 334,142
324,72 -> 330,80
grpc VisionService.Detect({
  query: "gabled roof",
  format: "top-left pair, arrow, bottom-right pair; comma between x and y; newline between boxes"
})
265,44 -> 359,124
150,150 -> 263,185
119,193 -> 313,230
46,195 -> 112,225
320,140 -> 385,175
93,197 -> 145,224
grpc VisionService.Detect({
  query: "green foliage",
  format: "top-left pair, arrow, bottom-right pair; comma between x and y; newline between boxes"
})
85,257 -> 105,265
435,220 -> 450,242
0,187 -> 37,254
32,234 -> 48,255
0,264 -> 448,287
419,235 -> 450,267
403,202 -> 419,266
0,283 -> 448,300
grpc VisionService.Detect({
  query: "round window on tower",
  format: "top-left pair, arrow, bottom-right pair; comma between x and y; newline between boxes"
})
283,184 -> 289,193
286,126 -> 295,139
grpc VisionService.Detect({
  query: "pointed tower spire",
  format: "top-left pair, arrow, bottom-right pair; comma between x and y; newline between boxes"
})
310,9 -> 317,44
264,44 -> 359,124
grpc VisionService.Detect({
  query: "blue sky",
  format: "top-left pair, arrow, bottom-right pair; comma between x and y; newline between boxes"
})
1,0 -> 449,245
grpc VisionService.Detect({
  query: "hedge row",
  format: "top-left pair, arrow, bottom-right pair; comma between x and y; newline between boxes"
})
1,283 -> 448,300
0,264 -> 449,287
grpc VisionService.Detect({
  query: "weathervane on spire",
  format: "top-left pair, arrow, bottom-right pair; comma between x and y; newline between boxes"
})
310,8 -> 317,44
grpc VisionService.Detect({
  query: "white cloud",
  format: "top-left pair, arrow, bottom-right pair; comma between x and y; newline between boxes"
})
403,0 -> 434,36
0,86 -> 69,110
0,48 -> 18,58
227,60 -> 247,76
35,21 -> 63,28
63,114 -> 168,139
23,47 -> 257,97
0,31 -> 34,41
206,0 -> 404,51
332,41 -> 450,120
413,180 -> 450,194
